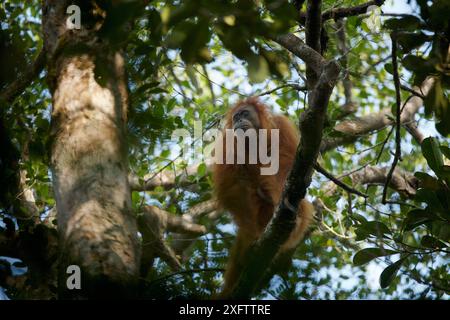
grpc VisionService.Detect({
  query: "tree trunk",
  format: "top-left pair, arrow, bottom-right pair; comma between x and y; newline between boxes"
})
42,0 -> 140,298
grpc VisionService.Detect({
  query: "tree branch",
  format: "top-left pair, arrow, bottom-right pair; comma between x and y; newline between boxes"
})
305,0 -> 322,53
257,83 -> 307,96
322,165 -> 418,199
323,0 -> 385,21
200,64 -> 216,108
171,200 -> 220,257
352,166 -> 418,198
382,35 -> 402,204
312,199 -> 360,250
4,129 -> 40,222
0,50 -> 46,104
184,199 -> 218,219
129,164 -> 202,191
320,76 -> 436,152
138,205 -> 207,275
143,205 -> 206,237
299,0 -> 385,23
305,0 -> 322,87
404,122 -> 425,144
138,207 -> 181,274
314,163 -> 367,198
270,33 -> 326,78
400,84 -> 425,99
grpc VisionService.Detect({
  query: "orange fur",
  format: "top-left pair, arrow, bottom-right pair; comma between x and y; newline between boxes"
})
213,97 -> 314,297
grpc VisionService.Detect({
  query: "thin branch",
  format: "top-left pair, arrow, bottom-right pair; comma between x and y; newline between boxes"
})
320,218 -> 353,239
144,268 -> 224,286
361,55 -> 391,77
314,163 -> 368,198
382,35 -> 402,204
167,65 -> 190,107
257,83 -> 307,96
313,199 -> 361,250
400,84 -> 425,99
189,63 -> 246,97
201,64 -> 216,107
374,95 -> 414,164
381,13 -> 418,18
375,125 -> 395,164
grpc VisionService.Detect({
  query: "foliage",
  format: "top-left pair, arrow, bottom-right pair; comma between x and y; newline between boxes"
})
0,0 -> 449,299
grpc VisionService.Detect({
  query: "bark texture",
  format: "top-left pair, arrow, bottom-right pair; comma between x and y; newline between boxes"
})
42,0 -> 140,298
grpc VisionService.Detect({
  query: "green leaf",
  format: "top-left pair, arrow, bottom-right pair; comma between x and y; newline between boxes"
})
403,209 -> 435,231
380,258 -> 405,288
148,87 -> 168,94
167,97 -> 177,112
414,172 -> 440,190
352,213 -> 368,224
402,55 -> 427,72
384,62 -> 393,75
415,189 -> 445,214
420,235 -> 448,249
160,149 -> 170,159
396,32 -> 430,52
441,146 -> 450,160
421,137 -> 444,174
431,221 -> 450,242
424,78 -> 449,122
197,163 -> 207,176
154,103 -> 165,119
384,16 -> 422,31
356,220 -> 392,239
439,165 -> 450,180
353,248 -> 398,266
247,55 -> 269,83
